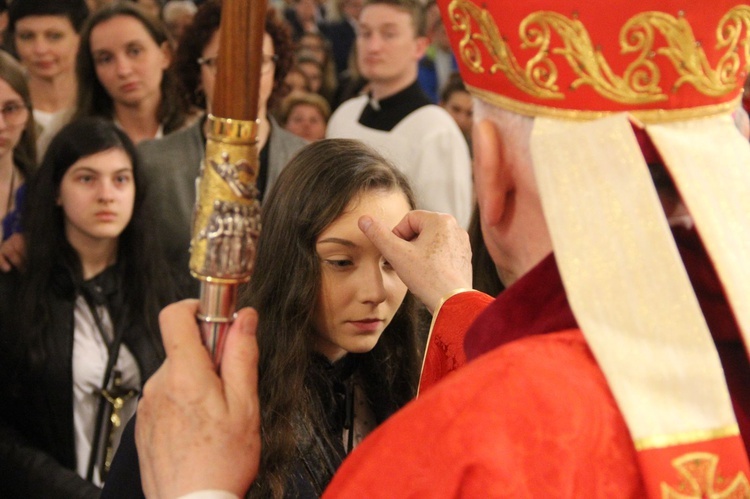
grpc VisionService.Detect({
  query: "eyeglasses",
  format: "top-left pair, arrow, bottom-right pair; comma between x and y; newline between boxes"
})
0,101 -> 29,125
197,53 -> 279,74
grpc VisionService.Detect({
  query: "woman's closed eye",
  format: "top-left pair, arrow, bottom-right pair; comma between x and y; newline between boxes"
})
324,258 -> 353,270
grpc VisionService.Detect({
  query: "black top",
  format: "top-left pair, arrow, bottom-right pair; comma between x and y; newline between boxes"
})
0,263 -> 164,499
358,80 -> 431,132
101,355 -> 364,499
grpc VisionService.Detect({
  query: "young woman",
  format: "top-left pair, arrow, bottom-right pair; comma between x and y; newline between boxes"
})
7,0 -> 89,157
101,139 -> 422,499
0,118 -> 179,498
246,139 -> 420,497
74,2 -> 194,144
0,50 -> 36,242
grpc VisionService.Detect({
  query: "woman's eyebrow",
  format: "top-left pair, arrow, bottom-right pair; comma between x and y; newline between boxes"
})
317,237 -> 356,247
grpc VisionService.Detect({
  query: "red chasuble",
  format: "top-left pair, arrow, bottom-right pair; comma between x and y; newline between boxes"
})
325,256 -> 648,497
325,227 -> 750,496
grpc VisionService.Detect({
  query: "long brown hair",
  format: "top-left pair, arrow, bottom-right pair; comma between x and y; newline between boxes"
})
74,2 -> 192,134
241,139 -> 420,497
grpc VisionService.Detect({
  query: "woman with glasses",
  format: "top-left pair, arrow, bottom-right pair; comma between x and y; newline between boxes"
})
0,50 -> 36,244
137,0 -> 307,294
73,2 -> 196,145
6,0 -> 89,158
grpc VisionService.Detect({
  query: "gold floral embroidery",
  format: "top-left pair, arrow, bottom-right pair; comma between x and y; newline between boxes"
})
447,0 -> 750,103
660,452 -> 750,498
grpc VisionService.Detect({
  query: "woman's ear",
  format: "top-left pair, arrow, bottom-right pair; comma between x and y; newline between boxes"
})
159,42 -> 173,70
472,118 -> 512,227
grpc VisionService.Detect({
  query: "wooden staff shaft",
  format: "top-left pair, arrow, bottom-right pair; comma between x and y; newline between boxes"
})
189,0 -> 268,366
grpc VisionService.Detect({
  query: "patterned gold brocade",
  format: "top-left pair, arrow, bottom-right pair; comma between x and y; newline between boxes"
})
647,116 -> 750,383
449,0 -> 750,109
530,114 -> 737,441
635,426 -> 740,451
661,452 -> 750,498
468,84 -> 740,122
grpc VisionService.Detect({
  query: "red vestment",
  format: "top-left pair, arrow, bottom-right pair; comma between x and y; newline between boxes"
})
325,228 -> 750,496
325,256 -> 648,497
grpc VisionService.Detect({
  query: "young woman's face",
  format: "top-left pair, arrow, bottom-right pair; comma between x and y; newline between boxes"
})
313,188 -> 410,361
14,15 -> 80,81
284,103 -> 326,141
0,78 -> 29,159
57,147 -> 135,248
89,15 -> 170,109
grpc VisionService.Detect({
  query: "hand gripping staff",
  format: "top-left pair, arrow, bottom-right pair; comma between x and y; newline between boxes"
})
189,0 -> 267,367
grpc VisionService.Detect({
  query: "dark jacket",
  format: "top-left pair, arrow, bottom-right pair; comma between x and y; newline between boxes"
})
0,264 -> 164,499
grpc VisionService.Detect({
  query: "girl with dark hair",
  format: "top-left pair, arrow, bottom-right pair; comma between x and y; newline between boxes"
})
0,49 -> 36,242
74,2 -> 195,144
7,0 -> 89,157
101,139 -> 421,499
246,138 -> 421,497
0,118 -> 179,498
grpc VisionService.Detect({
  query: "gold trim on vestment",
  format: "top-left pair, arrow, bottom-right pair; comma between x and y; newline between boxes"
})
468,84 -> 741,122
661,452 -> 750,497
634,425 -> 740,450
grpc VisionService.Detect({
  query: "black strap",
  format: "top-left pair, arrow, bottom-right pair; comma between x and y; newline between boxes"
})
81,288 -> 128,482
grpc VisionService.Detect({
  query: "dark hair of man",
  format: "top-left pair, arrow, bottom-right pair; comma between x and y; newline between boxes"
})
74,2 -> 192,135
0,49 -> 36,178
363,0 -> 426,37
171,0 -> 295,111
240,138 -> 421,497
7,0 -> 90,34
13,117 -> 176,377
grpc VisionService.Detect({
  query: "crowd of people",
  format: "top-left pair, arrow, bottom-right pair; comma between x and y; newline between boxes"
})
2,0 -> 750,497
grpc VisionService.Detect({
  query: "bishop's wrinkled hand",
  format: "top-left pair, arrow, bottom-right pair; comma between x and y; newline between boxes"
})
136,300 -> 261,499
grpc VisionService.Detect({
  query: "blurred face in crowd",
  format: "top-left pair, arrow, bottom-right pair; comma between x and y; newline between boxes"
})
89,14 -> 171,110
341,0 -> 364,21
297,33 -> 326,64
0,78 -> 29,161
442,90 -> 473,137
165,11 -> 195,44
313,189 -> 410,361
57,147 -> 135,250
199,31 -> 276,115
356,4 -> 426,96
285,68 -> 310,94
294,0 -> 317,23
14,15 -> 80,81
284,102 -> 326,141
296,60 -> 322,93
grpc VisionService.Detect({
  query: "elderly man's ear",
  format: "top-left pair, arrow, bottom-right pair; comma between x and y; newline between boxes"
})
472,119 -> 513,227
